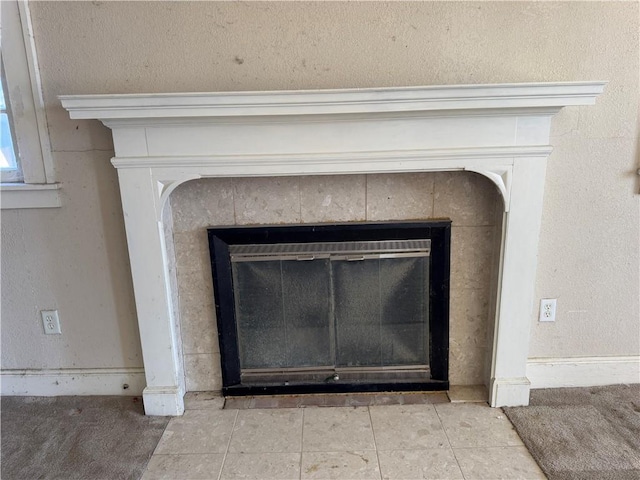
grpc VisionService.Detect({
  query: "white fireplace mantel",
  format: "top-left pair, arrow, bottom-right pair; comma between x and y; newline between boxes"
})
61,82 -> 605,416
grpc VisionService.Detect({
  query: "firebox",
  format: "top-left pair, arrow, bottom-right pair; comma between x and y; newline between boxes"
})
208,221 -> 451,396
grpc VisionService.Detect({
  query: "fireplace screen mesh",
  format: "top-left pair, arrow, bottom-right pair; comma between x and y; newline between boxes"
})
230,240 -> 430,378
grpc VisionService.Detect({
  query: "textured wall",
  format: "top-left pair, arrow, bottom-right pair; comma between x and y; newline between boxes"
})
2,2 -> 637,375
1,151 -> 142,369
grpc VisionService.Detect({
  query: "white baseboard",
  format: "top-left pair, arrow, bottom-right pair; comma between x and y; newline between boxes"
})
0,367 -> 146,396
143,385 -> 185,416
489,376 -> 531,407
527,356 -> 640,389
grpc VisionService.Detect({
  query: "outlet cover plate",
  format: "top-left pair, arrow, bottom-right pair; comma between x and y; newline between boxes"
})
41,310 -> 62,334
539,299 -> 557,322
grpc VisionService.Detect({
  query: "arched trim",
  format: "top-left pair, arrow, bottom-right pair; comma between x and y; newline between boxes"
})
465,166 -> 512,211
154,175 -> 202,221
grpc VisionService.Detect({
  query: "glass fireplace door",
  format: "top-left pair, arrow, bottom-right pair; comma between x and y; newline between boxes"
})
333,256 -> 429,368
231,258 -> 333,370
230,240 -> 430,385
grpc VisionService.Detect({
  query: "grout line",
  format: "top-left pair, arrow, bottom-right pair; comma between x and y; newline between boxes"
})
434,404 -> 467,480
451,444 -> 526,451
151,452 -> 233,456
367,406 -> 384,480
431,173 -> 436,218
297,177 -> 302,223
299,408 -> 305,480
52,148 -> 115,153
231,178 -> 238,226
364,174 -> 369,221
451,449 -> 468,480
217,409 -> 239,480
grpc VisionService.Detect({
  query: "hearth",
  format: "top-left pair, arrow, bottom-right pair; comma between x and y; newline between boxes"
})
208,222 -> 450,395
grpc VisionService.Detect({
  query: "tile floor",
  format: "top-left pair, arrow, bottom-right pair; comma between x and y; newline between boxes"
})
141,394 -> 546,480
224,392 -> 450,409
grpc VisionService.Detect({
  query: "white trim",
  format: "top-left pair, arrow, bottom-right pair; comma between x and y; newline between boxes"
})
61,83 -> 605,414
527,356 -> 640,388
0,182 -> 61,209
16,0 -> 55,182
0,367 -> 146,396
60,81 -> 606,120
113,146 -> 553,215
489,377 -> 532,407
143,386 -> 185,417
111,146 -> 552,169
1,0 -> 55,184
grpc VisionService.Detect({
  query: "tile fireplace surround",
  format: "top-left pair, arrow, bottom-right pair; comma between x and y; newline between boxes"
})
61,82 -> 605,416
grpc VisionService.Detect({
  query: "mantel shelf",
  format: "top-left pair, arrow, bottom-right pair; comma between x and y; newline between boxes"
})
60,81 -> 606,120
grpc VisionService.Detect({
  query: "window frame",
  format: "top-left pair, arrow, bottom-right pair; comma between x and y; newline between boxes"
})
0,70 -> 22,182
1,0 -> 59,209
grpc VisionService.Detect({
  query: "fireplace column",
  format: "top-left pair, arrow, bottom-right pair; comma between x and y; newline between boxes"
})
489,156 -> 548,406
117,167 -> 186,416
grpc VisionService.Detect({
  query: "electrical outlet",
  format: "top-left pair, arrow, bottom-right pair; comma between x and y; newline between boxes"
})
41,310 -> 62,334
539,299 -> 557,322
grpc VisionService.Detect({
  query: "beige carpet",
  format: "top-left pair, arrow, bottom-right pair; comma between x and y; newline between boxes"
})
1,396 -> 169,480
504,384 -> 640,480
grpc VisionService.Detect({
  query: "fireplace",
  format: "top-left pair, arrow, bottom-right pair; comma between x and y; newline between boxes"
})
60,82 -> 605,415
208,222 -> 450,395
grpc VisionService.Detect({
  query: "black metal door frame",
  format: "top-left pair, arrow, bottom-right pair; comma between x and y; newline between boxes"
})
208,221 -> 451,396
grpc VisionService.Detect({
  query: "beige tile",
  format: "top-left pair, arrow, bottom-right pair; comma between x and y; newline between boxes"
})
220,452 -> 301,480
224,397 -> 251,410
373,392 -> 449,406
450,226 -> 495,290
249,396 -> 287,409
177,266 -> 214,303
300,175 -> 366,223
378,449 -> 464,480
141,454 -> 224,480
180,295 -> 218,354
267,395 -> 303,408
234,177 -> 300,225
171,178 -> 235,233
433,171 -> 500,226
154,409 -> 237,454
435,403 -> 523,448
449,288 -> 491,386
369,404 -> 448,451
184,353 -> 222,392
299,395 -> 327,407
447,385 -> 488,403
366,173 -> 435,221
402,392 -> 450,405
173,236 -> 216,359
301,451 -> 380,479
173,231 -> 211,272
177,265 -> 215,302
453,446 -> 546,479
303,407 -> 375,452
229,409 -> 303,453
449,346 -> 488,386
184,392 -> 225,410
449,288 -> 490,349
345,394 -> 377,407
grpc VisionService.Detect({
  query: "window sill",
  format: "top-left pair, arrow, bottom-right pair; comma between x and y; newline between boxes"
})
0,183 -> 61,209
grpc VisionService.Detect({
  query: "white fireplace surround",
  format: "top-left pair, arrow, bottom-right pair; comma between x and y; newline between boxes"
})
61,82 -> 605,416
